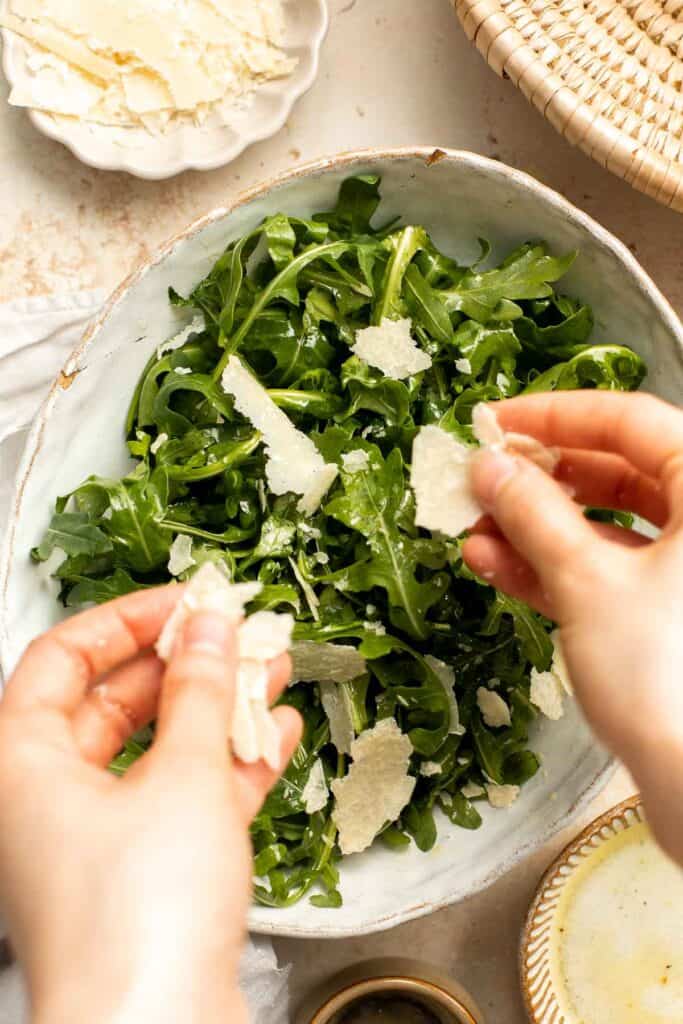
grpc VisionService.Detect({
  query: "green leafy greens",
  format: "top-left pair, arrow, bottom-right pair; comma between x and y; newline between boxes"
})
34,176 -> 646,909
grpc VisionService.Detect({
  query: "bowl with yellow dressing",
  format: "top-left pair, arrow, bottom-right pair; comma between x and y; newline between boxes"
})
521,796 -> 683,1024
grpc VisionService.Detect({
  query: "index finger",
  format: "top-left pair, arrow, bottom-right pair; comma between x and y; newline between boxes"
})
492,392 -> 683,483
4,585 -> 184,717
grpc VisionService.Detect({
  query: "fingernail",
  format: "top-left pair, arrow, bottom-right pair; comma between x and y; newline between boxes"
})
471,448 -> 518,509
182,611 -> 233,657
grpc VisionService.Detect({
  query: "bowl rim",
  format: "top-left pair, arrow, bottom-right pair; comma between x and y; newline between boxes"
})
0,0 -> 329,180
519,793 -> 644,1023
1,147 -> 681,937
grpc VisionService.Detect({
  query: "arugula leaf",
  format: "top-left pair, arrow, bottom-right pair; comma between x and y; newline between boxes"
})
32,512 -> 112,562
314,174 -> 382,236
524,344 -> 646,393
326,445 -> 446,639
440,245 -> 576,323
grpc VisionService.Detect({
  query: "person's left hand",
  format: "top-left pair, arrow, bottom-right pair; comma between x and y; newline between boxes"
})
0,587 -> 301,1024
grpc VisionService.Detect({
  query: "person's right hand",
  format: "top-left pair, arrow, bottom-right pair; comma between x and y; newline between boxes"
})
463,391 -> 683,865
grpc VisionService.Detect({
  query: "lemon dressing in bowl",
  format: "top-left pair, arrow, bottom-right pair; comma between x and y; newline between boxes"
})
550,820 -> 683,1023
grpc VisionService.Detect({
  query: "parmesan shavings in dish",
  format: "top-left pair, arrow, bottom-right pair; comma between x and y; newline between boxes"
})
221,355 -> 338,515
476,686 -> 512,728
352,318 -> 432,380
319,680 -> 356,755
301,758 -> 329,814
155,563 -> 292,769
1,0 -> 298,133
530,630 -> 573,719
424,655 -> 464,736
331,718 -> 415,855
461,781 -> 485,800
290,640 -> 366,685
167,533 -> 195,577
411,403 -> 560,537
485,783 -> 520,809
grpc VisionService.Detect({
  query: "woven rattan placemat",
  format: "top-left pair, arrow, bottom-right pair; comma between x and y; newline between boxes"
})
453,0 -> 683,213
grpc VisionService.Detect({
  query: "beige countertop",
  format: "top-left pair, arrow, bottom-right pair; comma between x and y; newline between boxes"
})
0,1 -> 679,1022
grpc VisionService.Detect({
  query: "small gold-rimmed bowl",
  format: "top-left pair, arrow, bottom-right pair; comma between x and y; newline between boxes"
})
296,958 -> 486,1024
520,794 -> 644,1023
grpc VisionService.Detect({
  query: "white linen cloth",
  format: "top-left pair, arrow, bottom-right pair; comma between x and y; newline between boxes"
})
0,293 -> 290,1023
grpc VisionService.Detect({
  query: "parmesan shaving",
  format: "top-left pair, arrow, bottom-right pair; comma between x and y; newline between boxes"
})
352,318 -> 432,380
485,783 -> 520,809
221,356 -> 337,515
2,0 -> 298,133
167,534 -> 195,577
331,719 -> 415,855
154,564 -> 292,769
301,758 -> 329,814
150,432 -> 168,455
476,686 -> 512,729
461,781 -> 485,799
424,655 -> 464,735
411,404 -> 559,538
530,668 -> 565,721
319,680 -> 355,755
291,641 -> 366,685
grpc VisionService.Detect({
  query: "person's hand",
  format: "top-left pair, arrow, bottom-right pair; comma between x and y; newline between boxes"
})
0,587 -> 301,1024
463,391 -> 683,865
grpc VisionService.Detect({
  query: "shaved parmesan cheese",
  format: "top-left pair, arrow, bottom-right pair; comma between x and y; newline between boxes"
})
529,631 -> 572,720
342,449 -> 370,474
331,719 -> 415,855
530,668 -> 565,721
411,425 -> 480,537
155,564 -> 291,769
455,357 -> 472,374
156,564 -> 259,660
319,680 -> 356,755
291,641 -> 366,685
150,432 -> 168,455
301,758 -> 329,814
461,781 -> 485,799
476,686 -> 512,728
424,655 -> 464,735
411,404 -> 559,538
352,318 -> 432,380
419,761 -> 442,777
157,314 -> 206,357
239,611 -> 294,662
2,0 -> 298,132
221,356 -> 337,514
167,534 -> 195,577
551,629 -> 573,695
174,366 -> 193,376
485,783 -> 520,809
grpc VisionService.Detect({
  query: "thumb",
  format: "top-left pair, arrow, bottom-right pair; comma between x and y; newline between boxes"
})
470,447 -> 601,600
154,611 -> 238,767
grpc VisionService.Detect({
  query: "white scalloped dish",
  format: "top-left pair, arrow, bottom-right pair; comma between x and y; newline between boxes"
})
0,0 -> 328,179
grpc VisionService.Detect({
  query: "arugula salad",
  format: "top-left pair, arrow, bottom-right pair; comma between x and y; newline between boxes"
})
34,176 -> 646,909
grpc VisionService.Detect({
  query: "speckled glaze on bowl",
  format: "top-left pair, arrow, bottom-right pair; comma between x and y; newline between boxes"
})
520,795 -> 643,1024
1,149 -> 682,938
0,0 -> 328,179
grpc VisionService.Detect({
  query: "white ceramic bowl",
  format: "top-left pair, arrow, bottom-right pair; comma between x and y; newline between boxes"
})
0,0 -> 328,179
1,149 -> 682,938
